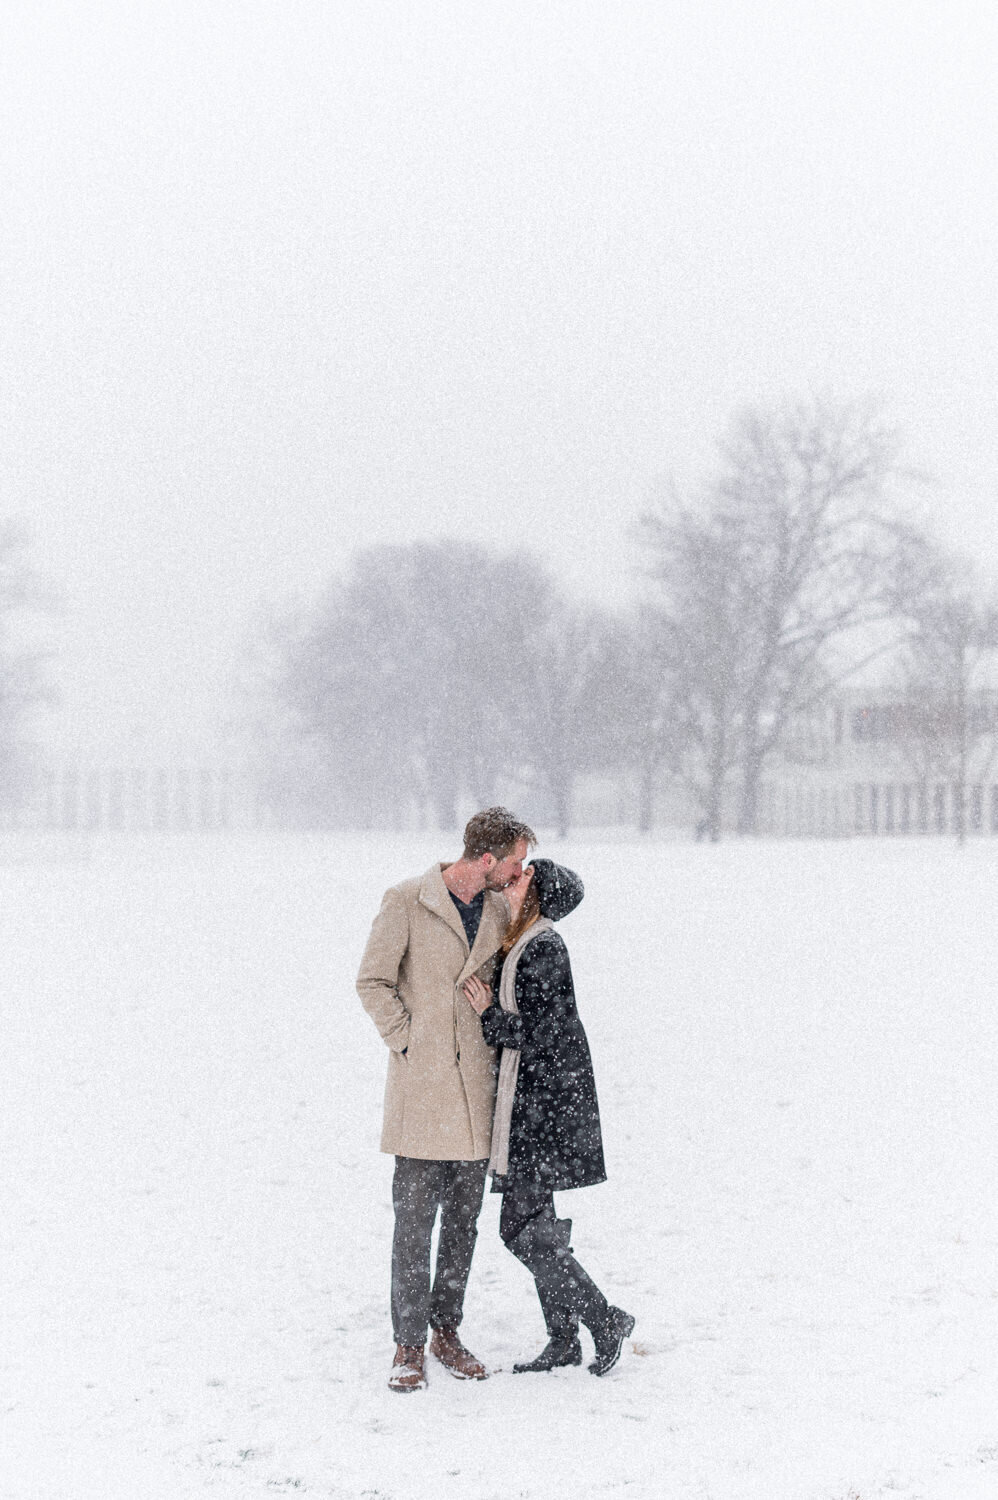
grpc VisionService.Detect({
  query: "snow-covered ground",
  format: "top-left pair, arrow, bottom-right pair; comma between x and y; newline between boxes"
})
5,831 -> 998,1500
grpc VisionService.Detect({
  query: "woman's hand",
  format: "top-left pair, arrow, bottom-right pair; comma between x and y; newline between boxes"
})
462,974 -> 493,1016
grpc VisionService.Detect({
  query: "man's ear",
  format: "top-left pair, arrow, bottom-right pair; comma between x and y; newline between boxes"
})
480,852 -> 496,872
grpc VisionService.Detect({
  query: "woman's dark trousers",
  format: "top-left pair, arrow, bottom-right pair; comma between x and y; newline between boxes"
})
499,1181 -> 609,1337
391,1156 -> 488,1347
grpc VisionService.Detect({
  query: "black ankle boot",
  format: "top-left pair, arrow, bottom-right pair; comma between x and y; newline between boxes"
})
588,1306 -> 635,1376
512,1330 -> 583,1373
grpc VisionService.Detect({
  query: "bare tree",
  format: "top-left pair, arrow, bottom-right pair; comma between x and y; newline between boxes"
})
640,501 -> 755,840
887,532 -> 998,844
642,398 -> 902,837
600,608 -> 686,834
232,599 -> 349,828
272,541 -> 554,829
513,601 -> 622,838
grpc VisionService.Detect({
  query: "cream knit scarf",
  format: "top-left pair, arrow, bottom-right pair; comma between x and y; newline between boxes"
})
488,916 -> 553,1178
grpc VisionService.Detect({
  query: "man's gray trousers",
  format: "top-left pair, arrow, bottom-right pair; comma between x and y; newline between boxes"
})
391,1156 -> 488,1347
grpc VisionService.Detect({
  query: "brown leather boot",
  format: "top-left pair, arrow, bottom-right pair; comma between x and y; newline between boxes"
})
388,1344 -> 426,1392
429,1327 -> 488,1380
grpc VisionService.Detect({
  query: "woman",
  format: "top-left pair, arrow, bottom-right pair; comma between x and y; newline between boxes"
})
463,857 -> 634,1376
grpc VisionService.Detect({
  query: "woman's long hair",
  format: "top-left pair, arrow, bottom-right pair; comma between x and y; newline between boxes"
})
500,877 -> 541,956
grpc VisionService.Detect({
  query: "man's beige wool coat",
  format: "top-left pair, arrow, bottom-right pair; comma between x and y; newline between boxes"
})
357,863 -> 509,1160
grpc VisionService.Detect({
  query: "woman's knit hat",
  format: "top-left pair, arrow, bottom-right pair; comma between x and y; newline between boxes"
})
529,857 -> 584,921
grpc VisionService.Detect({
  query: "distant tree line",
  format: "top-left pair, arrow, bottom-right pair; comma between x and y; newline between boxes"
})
258,396 -> 998,839
262,540 -> 626,837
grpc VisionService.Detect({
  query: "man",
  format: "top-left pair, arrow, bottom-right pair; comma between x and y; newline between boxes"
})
357,806 -> 536,1392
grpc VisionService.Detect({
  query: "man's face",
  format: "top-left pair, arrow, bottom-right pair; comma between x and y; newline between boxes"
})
482,838 -> 529,891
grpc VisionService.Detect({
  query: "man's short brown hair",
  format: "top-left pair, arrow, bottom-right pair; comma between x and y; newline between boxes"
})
462,806 -> 537,861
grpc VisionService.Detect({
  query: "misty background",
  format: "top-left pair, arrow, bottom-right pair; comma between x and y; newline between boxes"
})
9,12 -> 998,1493
3,1 -> 997,773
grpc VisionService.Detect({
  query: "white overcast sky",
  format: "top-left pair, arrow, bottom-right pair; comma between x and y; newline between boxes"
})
3,0 -> 997,755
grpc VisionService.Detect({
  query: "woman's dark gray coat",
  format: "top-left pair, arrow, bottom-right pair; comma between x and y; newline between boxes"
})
480,858 -> 606,1193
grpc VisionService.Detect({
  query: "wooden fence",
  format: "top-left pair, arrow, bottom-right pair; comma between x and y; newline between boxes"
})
754,779 -> 998,838
5,765 -> 998,839
0,765 -> 259,833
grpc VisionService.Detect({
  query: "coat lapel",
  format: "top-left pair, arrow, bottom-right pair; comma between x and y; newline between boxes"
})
417,865 -> 509,983
457,891 -> 509,985
418,863 -> 469,950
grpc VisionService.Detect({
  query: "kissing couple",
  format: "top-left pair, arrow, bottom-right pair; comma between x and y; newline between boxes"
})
357,806 -> 634,1391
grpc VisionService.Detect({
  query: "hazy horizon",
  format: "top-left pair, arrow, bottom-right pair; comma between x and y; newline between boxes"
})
4,1 -> 997,757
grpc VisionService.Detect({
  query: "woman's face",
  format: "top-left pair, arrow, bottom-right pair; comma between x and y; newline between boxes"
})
505,864 -> 534,921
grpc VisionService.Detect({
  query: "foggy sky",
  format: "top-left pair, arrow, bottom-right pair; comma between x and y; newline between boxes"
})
3,1 -> 997,757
